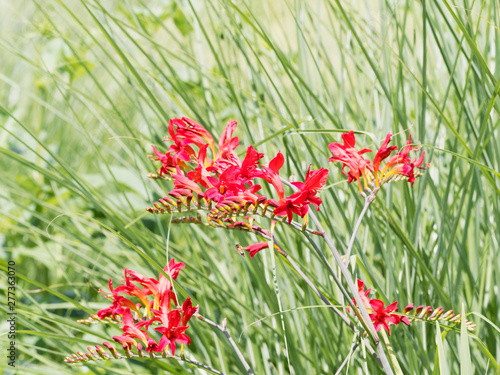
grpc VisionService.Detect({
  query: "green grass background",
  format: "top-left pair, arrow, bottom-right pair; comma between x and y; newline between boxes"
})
0,0 -> 499,374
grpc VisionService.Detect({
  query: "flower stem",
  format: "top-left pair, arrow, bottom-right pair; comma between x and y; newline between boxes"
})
280,177 -> 394,375
334,339 -> 361,375
344,188 -> 378,268
380,329 -> 404,375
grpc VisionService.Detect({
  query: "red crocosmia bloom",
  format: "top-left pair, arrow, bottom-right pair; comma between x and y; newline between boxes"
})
115,270 -> 152,316
112,334 -> 141,351
123,270 -> 161,307
369,299 -> 401,335
273,166 -> 328,223
181,297 -> 199,327
216,120 -> 239,161
239,146 -> 264,179
291,166 -> 328,210
113,310 -> 166,353
186,144 -> 212,188
96,296 -> 125,319
154,308 -> 191,355
328,131 -> 372,191
373,133 -> 398,186
124,268 -> 176,312
378,135 -> 429,185
354,279 -> 372,309
269,151 -> 284,174
273,193 -> 309,224
384,135 -> 415,168
244,242 -> 269,258
381,149 -> 427,187
171,117 -> 216,155
171,172 -> 203,195
97,279 -> 139,319
149,146 -> 181,176
118,308 -> 152,349
205,166 -> 261,203
164,259 -> 185,280
255,152 -> 285,200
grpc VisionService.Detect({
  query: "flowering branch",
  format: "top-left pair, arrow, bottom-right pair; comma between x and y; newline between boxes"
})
146,197 -> 323,236
65,342 -> 225,375
195,315 -> 254,375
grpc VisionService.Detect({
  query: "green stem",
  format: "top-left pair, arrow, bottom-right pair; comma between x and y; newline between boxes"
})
380,329 -> 403,375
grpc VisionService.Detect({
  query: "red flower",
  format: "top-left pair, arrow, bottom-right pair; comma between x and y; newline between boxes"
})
113,308 -> 164,353
328,131 -> 372,191
97,279 -> 139,319
369,299 -> 401,335
373,134 -> 398,186
115,271 -> 152,316
154,309 -> 191,355
256,152 -> 285,200
96,261 -> 196,356
181,297 -> 199,326
274,166 -> 328,223
291,166 -> 328,210
377,135 -> 428,186
172,172 -> 204,195
273,194 -> 310,224
329,131 -> 428,189
170,117 -> 216,156
164,258 -> 185,280
351,279 -> 411,334
355,279 -> 372,309
216,120 -> 239,161
244,242 -> 269,258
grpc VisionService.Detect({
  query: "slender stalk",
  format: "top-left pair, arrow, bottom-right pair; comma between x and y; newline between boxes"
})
334,339 -> 361,375
196,314 -> 255,375
182,357 -> 226,375
380,329 -> 404,375
280,177 -> 394,374
344,188 -> 378,268
272,239 -> 353,328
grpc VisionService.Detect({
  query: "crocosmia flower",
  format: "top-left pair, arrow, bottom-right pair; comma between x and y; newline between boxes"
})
94,260 -> 197,355
148,117 -> 329,226
329,131 -> 427,192
328,131 -> 372,191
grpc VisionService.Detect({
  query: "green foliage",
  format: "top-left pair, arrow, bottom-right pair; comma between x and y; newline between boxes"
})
0,0 -> 499,374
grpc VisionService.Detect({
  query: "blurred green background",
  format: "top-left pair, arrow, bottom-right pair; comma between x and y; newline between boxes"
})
0,0 -> 499,374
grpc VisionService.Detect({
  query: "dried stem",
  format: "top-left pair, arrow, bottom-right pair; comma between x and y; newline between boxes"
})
196,314 -> 254,375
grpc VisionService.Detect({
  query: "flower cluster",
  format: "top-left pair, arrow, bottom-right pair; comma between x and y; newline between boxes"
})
353,279 -> 476,335
147,117 -> 328,224
94,259 -> 198,355
328,131 -> 428,192
353,279 -> 410,335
